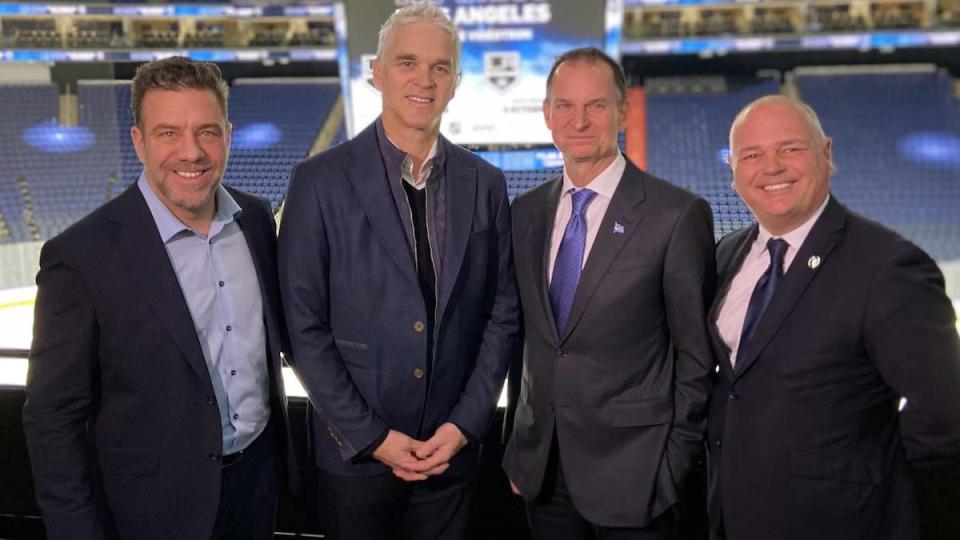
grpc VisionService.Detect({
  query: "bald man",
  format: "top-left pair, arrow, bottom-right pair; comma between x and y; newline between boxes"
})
707,95 -> 960,540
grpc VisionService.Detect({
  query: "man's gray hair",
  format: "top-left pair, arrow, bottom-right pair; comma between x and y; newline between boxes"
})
376,3 -> 461,73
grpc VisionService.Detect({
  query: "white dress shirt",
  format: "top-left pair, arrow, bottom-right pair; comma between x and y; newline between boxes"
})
547,154 -> 627,283
716,195 -> 831,367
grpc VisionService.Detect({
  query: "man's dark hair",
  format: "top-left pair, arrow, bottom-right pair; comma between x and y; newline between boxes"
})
130,56 -> 229,127
545,47 -> 627,104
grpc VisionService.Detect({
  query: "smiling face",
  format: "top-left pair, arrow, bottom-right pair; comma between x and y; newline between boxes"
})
372,20 -> 457,141
729,99 -> 832,236
130,88 -> 230,227
543,60 -> 626,182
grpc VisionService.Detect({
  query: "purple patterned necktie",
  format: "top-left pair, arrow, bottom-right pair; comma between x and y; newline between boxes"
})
550,188 -> 597,335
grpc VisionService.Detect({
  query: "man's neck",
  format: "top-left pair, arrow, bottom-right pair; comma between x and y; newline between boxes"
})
382,117 -> 440,178
564,154 -> 618,188
173,206 -> 215,237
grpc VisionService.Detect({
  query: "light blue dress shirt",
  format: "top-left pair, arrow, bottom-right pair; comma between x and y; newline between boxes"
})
138,175 -> 271,454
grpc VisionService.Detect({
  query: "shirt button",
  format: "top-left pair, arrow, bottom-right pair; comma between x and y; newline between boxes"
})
226,325 -> 232,332
233,413 -> 239,420
413,321 -> 425,332
230,369 -> 237,376
413,368 -> 425,380
219,281 -> 225,287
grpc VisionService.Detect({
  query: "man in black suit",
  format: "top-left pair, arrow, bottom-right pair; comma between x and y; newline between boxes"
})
502,47 -> 716,539
23,56 -> 293,539
709,95 -> 960,540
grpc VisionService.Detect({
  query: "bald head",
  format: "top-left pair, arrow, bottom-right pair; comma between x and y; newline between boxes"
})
729,95 -> 831,167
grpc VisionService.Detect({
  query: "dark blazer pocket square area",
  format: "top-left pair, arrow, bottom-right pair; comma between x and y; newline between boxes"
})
334,339 -> 369,351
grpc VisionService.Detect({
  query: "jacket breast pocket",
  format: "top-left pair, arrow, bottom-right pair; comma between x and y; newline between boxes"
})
607,254 -> 657,273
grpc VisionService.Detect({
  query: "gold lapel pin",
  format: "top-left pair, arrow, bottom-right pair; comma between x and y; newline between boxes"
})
808,255 -> 821,269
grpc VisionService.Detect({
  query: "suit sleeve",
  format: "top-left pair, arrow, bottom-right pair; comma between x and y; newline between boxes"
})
277,162 -> 389,461
862,240 -> 960,524
446,171 -> 523,441
22,238 -> 106,539
661,197 -> 717,487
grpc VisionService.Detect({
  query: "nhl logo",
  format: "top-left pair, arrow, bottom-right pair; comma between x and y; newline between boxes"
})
485,51 -> 520,92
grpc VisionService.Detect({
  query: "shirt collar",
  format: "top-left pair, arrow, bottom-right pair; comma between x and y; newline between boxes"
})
137,172 -> 240,243
561,153 -> 626,199
375,117 -> 444,187
753,194 -> 831,259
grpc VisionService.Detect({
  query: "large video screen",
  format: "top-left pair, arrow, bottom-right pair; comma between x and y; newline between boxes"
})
336,0 -> 623,146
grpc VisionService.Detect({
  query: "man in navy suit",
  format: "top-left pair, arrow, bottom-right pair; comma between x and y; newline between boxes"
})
278,5 -> 520,539
23,57 -> 294,539
709,95 -> 960,540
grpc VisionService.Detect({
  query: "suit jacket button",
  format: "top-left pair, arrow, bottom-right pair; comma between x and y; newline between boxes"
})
547,404 -> 555,412
413,368 -> 425,380
209,452 -> 220,462
715,439 -> 722,448
206,396 -> 216,406
729,391 -> 740,400
556,349 -> 566,357
413,321 -> 425,332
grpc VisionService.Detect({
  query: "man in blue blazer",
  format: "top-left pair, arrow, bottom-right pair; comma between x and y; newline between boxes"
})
278,5 -> 520,539
23,57 -> 295,539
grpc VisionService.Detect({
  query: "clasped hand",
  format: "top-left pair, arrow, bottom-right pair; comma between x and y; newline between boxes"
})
372,423 -> 467,481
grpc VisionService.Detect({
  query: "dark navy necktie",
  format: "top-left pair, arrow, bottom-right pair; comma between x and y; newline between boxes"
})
550,188 -> 597,335
736,237 -> 789,369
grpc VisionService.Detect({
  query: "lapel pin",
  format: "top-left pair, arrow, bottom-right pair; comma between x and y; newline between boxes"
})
808,255 -> 821,269
613,222 -> 625,235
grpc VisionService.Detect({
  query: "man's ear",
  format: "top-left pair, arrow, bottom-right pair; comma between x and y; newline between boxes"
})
130,125 -> 145,165
371,57 -> 383,92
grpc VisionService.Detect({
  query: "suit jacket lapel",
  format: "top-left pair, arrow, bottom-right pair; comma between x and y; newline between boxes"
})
233,199 -> 280,368
345,123 -> 418,285
559,162 -> 646,344
709,226 -> 758,379
109,187 -> 211,383
734,198 -> 847,378
436,141 -> 477,322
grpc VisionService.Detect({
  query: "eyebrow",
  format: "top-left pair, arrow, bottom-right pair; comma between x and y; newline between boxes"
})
151,123 -> 223,133
736,139 -> 810,153
392,53 -> 452,66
